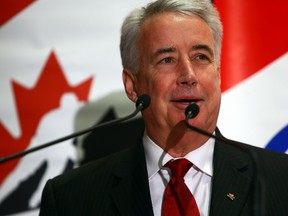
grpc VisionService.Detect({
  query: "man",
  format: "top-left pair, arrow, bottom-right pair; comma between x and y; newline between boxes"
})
39,0 -> 288,215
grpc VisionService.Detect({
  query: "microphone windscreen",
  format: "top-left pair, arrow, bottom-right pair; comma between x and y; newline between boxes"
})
136,94 -> 151,110
185,103 -> 199,119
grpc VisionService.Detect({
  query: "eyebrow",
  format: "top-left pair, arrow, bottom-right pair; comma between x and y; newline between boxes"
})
152,44 -> 214,58
192,44 -> 214,57
153,47 -> 176,58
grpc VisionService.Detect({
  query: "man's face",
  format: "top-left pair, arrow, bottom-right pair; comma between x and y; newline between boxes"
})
124,12 -> 221,146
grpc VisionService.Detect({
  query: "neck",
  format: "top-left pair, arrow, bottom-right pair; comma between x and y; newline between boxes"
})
147,121 -> 211,158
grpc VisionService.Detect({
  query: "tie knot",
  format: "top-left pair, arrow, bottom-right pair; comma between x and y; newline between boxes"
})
165,158 -> 192,178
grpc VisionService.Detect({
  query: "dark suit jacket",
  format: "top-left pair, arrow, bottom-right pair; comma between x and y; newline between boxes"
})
39,130 -> 288,216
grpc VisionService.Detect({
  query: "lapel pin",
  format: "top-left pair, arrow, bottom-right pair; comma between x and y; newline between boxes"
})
227,193 -> 236,201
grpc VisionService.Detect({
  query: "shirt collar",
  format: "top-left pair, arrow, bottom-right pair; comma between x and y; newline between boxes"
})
143,132 -> 214,179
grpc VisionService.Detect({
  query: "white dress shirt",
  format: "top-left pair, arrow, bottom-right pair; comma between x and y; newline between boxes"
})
143,133 -> 215,216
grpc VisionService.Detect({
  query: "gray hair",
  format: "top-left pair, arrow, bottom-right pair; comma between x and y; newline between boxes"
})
120,0 -> 223,74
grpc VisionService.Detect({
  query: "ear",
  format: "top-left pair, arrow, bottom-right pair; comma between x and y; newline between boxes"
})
122,68 -> 138,102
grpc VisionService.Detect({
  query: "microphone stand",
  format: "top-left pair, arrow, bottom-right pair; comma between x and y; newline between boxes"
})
185,104 -> 265,216
0,94 -> 150,165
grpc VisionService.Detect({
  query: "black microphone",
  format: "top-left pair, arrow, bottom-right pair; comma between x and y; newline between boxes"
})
184,103 -> 265,216
185,103 -> 199,119
0,94 -> 151,164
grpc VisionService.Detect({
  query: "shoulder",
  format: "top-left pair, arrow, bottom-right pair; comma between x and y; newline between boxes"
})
216,128 -> 288,161
215,128 -> 288,175
50,145 -> 138,189
248,144 -> 288,171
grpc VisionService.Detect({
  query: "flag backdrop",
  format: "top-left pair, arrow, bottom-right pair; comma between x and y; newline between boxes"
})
0,0 -> 287,215
214,0 -> 288,150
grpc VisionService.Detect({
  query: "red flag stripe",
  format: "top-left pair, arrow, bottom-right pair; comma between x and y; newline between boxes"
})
214,0 -> 288,92
0,0 -> 35,26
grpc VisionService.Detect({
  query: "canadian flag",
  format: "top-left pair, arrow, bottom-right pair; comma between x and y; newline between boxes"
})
214,0 -> 288,152
0,1 -> 150,215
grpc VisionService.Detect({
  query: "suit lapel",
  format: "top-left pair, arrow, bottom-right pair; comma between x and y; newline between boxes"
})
110,138 -> 154,216
106,129 -> 253,216
209,131 -> 253,216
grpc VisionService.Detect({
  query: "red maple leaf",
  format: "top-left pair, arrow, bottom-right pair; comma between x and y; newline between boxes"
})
0,51 -> 93,185
0,0 -> 35,26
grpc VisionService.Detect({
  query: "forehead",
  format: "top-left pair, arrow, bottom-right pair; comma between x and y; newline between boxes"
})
138,12 -> 214,51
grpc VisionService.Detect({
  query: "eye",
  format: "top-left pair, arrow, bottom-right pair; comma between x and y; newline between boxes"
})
159,57 -> 173,64
196,54 -> 209,61
192,54 -> 213,65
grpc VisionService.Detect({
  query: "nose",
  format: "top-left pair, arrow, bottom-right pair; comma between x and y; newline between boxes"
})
176,59 -> 198,86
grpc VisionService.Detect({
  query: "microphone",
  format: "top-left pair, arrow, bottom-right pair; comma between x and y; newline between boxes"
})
184,103 -> 265,216
185,103 -> 199,119
0,94 -> 151,164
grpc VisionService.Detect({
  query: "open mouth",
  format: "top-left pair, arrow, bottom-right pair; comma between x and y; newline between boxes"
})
175,99 -> 199,105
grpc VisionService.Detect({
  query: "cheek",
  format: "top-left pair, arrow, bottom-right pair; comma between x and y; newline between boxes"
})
204,76 -> 221,110
139,72 -> 173,95
134,72 -> 151,94
199,70 -> 220,92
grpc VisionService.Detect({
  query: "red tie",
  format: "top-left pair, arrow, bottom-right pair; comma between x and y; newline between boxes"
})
162,159 -> 200,216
